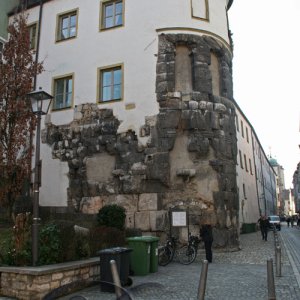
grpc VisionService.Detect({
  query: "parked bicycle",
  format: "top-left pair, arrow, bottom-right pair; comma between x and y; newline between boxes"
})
158,233 -> 201,266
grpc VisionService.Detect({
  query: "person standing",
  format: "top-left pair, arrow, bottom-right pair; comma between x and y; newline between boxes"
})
258,215 -> 270,241
287,216 -> 291,227
257,215 -> 264,239
200,224 -> 213,263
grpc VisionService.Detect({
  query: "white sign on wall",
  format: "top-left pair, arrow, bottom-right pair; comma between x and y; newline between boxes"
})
171,211 -> 187,227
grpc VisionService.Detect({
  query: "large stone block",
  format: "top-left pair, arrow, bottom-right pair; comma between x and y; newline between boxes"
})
135,211 -> 150,231
114,194 -> 138,212
190,110 -> 207,130
156,81 -> 168,93
80,196 -> 103,214
145,152 -> 170,185
138,193 -> 158,211
126,211 -> 135,228
150,210 -> 168,231
157,110 -> 181,129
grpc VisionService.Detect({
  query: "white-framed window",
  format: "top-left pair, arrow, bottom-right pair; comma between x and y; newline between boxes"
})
52,75 -> 73,110
56,9 -> 78,41
98,64 -> 123,102
27,23 -> 38,50
100,0 -> 123,30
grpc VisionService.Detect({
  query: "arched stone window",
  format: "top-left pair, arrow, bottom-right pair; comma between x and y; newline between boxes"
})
209,52 -> 220,96
175,45 -> 193,94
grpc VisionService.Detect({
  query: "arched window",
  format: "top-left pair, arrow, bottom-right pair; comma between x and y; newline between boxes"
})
209,52 -> 220,96
175,45 -> 193,93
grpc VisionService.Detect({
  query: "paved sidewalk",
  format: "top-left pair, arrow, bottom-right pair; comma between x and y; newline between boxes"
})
60,230 -> 300,300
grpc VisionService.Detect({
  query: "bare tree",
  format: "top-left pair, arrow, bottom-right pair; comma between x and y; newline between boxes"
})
0,14 -> 43,219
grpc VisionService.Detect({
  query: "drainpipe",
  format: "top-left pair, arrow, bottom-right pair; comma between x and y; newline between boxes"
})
33,0 -> 43,90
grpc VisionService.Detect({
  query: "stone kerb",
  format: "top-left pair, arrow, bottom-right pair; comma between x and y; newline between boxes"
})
0,258 -> 100,300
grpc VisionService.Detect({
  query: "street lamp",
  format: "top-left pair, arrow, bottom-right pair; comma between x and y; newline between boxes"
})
27,89 -> 53,266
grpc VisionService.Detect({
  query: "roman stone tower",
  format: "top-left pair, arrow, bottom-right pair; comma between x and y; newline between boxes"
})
23,0 -> 238,247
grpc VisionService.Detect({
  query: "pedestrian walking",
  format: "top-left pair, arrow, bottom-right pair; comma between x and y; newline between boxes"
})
291,216 -> 294,227
287,216 -> 290,227
257,215 -> 270,241
200,224 -> 213,263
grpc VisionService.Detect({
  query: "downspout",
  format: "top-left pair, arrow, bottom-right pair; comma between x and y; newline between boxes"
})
33,0 -> 43,90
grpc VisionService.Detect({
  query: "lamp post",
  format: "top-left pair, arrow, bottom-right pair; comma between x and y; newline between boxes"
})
27,89 -> 53,266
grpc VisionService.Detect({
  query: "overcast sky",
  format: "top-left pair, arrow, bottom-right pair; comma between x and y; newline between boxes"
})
228,0 -> 300,188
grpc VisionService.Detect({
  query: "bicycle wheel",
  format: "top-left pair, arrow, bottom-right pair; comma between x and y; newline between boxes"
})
178,245 -> 197,265
158,245 -> 174,266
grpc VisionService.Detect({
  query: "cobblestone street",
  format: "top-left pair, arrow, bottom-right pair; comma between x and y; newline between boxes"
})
59,226 -> 300,300
0,227 -> 298,299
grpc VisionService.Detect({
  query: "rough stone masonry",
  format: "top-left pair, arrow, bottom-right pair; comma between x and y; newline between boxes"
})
42,34 -> 239,248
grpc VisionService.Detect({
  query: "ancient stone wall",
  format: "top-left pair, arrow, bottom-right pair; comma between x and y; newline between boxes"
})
42,34 -> 239,248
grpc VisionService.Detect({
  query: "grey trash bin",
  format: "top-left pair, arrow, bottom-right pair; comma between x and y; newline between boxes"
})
97,247 -> 132,293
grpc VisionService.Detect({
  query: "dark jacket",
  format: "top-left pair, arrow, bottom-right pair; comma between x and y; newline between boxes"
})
200,224 -> 213,242
258,217 -> 270,229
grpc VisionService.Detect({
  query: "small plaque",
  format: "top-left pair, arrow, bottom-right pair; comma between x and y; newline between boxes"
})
172,211 -> 187,227
125,103 -> 136,110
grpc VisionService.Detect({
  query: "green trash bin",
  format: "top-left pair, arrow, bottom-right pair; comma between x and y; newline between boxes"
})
143,236 -> 159,273
126,237 -> 151,275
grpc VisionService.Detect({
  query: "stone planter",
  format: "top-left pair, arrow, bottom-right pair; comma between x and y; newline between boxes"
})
0,257 -> 100,300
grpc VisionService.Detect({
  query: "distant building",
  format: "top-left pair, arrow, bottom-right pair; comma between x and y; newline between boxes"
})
235,102 -> 277,221
292,163 -> 300,213
235,104 -> 259,228
282,189 -> 291,216
269,157 -> 285,216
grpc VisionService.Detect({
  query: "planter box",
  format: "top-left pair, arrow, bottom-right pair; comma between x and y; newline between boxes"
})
0,257 -> 100,300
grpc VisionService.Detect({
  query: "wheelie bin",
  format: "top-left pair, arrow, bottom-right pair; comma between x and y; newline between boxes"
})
97,247 -> 132,292
143,236 -> 159,273
126,237 -> 151,275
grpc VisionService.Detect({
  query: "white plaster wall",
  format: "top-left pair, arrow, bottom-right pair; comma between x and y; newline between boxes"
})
25,0 -> 231,132
39,142 -> 69,206
21,0 -> 231,207
235,108 -> 259,224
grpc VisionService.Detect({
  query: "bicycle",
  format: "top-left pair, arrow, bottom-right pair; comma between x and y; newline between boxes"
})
158,233 -> 201,266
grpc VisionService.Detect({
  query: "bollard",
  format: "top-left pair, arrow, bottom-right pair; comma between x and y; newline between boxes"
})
267,259 -> 276,300
110,259 -> 122,298
197,260 -> 209,300
275,246 -> 282,277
